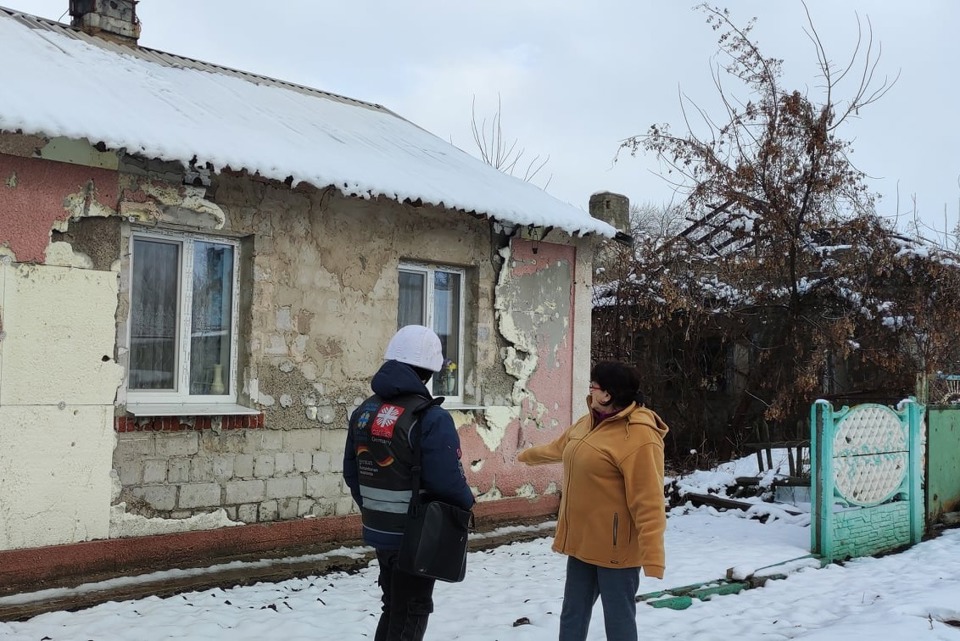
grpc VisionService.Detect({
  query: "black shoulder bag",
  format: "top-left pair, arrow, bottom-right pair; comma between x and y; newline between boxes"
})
396,406 -> 474,583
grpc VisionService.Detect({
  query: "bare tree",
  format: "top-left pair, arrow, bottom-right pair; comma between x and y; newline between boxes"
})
593,202 -> 685,297
600,3 -> 960,462
471,94 -> 551,188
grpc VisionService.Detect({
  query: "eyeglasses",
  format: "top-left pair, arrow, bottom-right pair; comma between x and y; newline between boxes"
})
588,385 -> 603,391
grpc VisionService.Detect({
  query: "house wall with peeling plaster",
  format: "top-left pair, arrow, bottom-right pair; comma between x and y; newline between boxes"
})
0,133 -> 595,552
0,146 -> 126,550
456,237 -> 591,502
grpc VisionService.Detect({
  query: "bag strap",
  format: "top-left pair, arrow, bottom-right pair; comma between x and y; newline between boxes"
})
408,396 -> 443,512
407,397 -> 476,530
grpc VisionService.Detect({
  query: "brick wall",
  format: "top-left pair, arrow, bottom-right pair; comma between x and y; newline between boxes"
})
113,417 -> 353,523
116,415 -> 266,432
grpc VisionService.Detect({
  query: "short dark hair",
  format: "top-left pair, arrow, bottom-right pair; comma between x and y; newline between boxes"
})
590,361 -> 643,409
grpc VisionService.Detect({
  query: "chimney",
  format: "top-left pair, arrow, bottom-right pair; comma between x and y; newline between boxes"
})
589,191 -> 632,244
69,0 -> 140,45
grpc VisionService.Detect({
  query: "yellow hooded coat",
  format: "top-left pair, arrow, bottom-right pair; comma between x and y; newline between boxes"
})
518,399 -> 669,578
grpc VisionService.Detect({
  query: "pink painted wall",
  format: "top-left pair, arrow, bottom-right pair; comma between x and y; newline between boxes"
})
0,154 -> 119,263
460,238 -> 578,497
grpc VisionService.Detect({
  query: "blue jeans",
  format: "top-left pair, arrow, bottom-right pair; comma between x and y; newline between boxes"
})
559,556 -> 640,641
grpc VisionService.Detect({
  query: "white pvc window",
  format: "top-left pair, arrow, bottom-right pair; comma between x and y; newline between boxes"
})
127,231 -> 240,404
398,264 -> 464,401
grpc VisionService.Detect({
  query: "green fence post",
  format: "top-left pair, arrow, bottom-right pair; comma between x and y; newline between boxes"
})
906,399 -> 924,543
811,400 -> 835,557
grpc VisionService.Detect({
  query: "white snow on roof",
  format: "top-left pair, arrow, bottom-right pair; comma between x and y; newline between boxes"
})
0,8 -> 616,238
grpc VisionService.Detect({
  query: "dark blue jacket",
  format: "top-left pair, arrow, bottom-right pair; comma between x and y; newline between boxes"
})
343,360 -> 475,549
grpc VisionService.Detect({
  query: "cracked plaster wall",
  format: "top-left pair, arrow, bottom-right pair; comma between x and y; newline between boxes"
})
109,174 -> 525,525
0,141 -> 129,551
457,236 -> 592,502
0,140 -> 240,546
211,176 -> 515,426
0,151 -> 119,264
0,131 -> 597,545
194,178 -> 592,513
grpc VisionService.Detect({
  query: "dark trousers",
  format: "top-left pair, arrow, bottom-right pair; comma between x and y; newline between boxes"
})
559,556 -> 640,641
374,548 -> 437,641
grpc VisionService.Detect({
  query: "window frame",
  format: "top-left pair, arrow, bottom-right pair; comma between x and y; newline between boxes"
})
398,262 -> 466,404
125,229 -> 242,407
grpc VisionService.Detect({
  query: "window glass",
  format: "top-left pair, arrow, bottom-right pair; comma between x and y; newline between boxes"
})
128,233 -> 239,403
433,270 -> 461,396
129,239 -> 180,390
397,265 -> 464,399
190,242 -> 234,395
398,270 -> 425,327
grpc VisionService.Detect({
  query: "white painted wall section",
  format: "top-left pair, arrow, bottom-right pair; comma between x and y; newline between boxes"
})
0,263 -> 123,406
572,242 -> 593,426
0,406 -> 115,548
0,263 -> 123,550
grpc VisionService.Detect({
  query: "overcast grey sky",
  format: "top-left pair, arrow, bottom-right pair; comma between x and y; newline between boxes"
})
6,1 -> 959,236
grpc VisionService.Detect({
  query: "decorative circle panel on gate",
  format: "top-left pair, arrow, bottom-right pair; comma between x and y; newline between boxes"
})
832,404 -> 908,506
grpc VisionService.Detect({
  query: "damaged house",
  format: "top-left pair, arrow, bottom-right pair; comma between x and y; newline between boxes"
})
0,2 -> 619,589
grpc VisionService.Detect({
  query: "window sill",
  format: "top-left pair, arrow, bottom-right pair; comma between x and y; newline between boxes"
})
125,402 -> 260,417
441,403 -> 489,411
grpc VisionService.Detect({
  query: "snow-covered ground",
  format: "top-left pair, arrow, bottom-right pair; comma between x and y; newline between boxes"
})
1,455 -> 959,640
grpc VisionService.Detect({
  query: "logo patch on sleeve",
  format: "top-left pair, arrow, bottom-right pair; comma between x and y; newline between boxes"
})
357,411 -> 373,430
372,404 -> 405,438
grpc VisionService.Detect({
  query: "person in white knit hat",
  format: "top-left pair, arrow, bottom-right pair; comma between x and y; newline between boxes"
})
343,325 -> 475,641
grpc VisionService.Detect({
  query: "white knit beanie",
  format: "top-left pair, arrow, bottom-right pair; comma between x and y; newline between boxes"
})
384,325 -> 444,372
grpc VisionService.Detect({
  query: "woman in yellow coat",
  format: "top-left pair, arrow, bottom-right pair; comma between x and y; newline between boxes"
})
518,361 -> 668,641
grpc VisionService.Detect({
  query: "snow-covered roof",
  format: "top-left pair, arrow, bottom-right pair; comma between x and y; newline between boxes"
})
0,7 -> 616,238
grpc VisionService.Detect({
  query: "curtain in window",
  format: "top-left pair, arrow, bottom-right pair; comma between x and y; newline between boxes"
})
398,270 -> 425,327
130,239 -> 179,389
